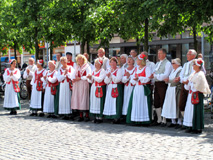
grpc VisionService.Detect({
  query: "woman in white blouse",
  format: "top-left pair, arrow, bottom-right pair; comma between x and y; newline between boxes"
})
126,53 -> 152,125
103,57 -> 123,124
87,58 -> 106,123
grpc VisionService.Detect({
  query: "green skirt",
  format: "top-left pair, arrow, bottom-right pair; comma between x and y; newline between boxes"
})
4,93 -> 21,111
54,84 -> 60,115
192,93 -> 204,130
104,84 -> 124,119
126,85 -> 152,124
89,85 -> 106,118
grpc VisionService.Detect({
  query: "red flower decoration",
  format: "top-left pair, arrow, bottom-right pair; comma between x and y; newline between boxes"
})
38,59 -> 44,64
9,59 -> 15,64
99,59 -> 103,65
138,53 -> 146,60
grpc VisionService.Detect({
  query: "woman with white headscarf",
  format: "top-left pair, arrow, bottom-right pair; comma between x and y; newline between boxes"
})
3,59 -> 21,115
42,61 -> 58,118
183,59 -> 210,134
161,58 -> 182,127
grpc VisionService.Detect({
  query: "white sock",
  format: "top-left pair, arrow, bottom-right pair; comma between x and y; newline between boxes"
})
181,111 -> 184,118
162,117 -> 166,124
171,119 -> 176,124
155,108 -> 162,123
177,118 -> 182,125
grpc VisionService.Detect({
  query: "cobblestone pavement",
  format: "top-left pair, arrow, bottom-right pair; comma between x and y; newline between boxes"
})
0,98 -> 213,160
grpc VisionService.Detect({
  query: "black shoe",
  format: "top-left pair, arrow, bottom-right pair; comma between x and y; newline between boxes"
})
112,119 -> 120,124
39,113 -> 45,117
92,119 -> 97,123
51,115 -> 58,118
69,115 -> 75,121
34,112 -> 38,116
97,119 -> 103,124
47,115 -> 52,118
175,124 -> 182,129
62,116 -> 69,120
185,128 -> 192,133
13,110 -> 17,115
151,121 -> 161,126
168,123 -> 176,128
84,117 -> 90,122
180,126 -> 187,130
77,117 -> 84,122
192,130 -> 202,134
30,113 -> 35,116
161,123 -> 167,127
10,111 -> 13,115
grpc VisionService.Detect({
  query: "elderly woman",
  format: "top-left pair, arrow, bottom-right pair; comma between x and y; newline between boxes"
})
57,57 -> 75,120
3,59 -> 21,115
87,58 -> 106,123
122,56 -> 135,116
161,58 -> 182,127
42,61 -> 58,118
183,59 -> 210,134
103,57 -> 123,124
126,53 -> 152,124
30,60 -> 46,116
71,54 -> 91,122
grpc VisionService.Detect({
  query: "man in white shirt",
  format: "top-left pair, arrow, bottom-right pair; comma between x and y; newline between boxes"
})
98,48 -> 110,70
175,49 -> 197,126
55,52 -> 62,71
120,54 -> 128,69
23,58 -> 37,100
130,49 -> 138,66
150,48 -> 173,126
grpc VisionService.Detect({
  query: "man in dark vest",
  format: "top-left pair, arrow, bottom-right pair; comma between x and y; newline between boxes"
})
150,48 -> 172,126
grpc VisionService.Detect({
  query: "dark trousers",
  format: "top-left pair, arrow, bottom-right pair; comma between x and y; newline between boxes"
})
154,81 -> 168,109
179,84 -> 188,112
26,80 -> 32,100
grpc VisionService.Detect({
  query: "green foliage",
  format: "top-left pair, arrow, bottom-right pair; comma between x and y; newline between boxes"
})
0,0 -> 212,57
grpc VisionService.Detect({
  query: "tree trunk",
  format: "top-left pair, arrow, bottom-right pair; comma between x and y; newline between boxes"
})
50,48 -> 53,60
80,40 -> 85,54
193,26 -> 198,52
136,37 -> 140,54
144,18 -> 149,52
87,41 -> 90,55
14,41 -> 17,60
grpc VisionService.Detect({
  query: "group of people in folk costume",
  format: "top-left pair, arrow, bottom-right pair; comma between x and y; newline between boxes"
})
3,48 -> 210,134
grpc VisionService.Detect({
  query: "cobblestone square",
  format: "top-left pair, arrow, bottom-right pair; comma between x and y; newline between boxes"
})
0,99 -> 213,160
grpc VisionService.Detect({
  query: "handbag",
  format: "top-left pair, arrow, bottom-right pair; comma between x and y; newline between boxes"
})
12,81 -> 20,93
111,87 -> 119,98
191,91 -> 199,104
49,81 -> 59,95
95,87 -> 103,98
36,80 -> 43,91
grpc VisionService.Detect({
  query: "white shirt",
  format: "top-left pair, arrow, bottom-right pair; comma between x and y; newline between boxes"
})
154,59 -> 173,81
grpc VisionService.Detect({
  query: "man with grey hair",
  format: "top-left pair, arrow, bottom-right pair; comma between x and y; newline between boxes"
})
175,49 -> 197,129
150,48 -> 173,126
130,49 -> 138,66
98,48 -> 110,70
23,58 -> 37,100
120,54 -> 128,69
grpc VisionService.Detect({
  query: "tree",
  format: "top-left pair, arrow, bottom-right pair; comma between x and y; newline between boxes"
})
156,0 -> 213,52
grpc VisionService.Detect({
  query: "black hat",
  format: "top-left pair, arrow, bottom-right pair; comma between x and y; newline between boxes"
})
66,52 -> 72,56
